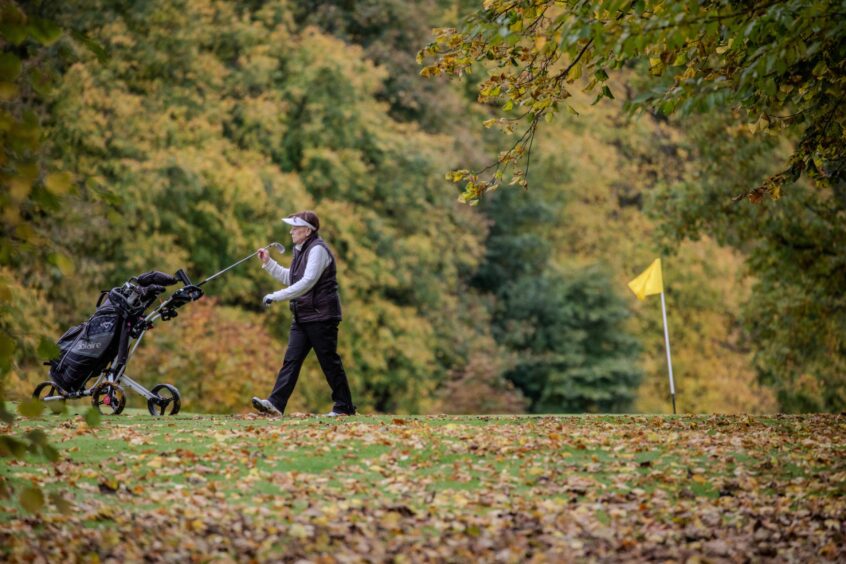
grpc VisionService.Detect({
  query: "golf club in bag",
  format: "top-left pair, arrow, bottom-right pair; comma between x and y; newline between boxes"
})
34,242 -> 285,416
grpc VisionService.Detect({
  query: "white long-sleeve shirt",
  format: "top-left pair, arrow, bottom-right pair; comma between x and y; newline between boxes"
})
262,244 -> 331,302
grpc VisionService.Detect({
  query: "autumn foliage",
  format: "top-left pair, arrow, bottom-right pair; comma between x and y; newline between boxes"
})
0,0 -> 842,417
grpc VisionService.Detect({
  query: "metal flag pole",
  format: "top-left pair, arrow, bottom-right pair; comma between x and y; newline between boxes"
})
659,290 -> 676,414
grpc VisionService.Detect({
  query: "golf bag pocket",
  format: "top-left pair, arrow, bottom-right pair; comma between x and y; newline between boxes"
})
50,306 -> 121,391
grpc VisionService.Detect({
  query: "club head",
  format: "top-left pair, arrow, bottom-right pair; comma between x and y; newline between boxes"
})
268,242 -> 285,254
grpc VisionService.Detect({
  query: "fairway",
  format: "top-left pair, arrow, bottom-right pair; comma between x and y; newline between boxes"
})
2,411 -> 844,561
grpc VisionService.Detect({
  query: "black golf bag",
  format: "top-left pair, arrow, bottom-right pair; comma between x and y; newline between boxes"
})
48,271 -> 178,392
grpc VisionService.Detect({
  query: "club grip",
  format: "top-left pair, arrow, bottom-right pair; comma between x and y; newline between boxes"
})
175,268 -> 193,286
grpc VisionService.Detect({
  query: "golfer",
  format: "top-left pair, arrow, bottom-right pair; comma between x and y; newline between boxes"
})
251,211 -> 356,417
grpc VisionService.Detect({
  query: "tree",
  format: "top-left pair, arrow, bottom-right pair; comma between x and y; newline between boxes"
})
466,82 -> 778,414
498,267 -> 642,413
419,0 -> 846,204
293,0 -> 464,131
471,175 -> 642,413
646,110 -> 846,412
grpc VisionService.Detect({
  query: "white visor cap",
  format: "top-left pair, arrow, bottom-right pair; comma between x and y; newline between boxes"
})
282,216 -> 317,230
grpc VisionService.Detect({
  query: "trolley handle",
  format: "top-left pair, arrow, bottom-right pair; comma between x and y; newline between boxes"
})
175,268 -> 193,286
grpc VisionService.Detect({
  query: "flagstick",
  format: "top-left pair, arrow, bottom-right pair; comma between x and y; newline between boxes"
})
660,291 -> 676,414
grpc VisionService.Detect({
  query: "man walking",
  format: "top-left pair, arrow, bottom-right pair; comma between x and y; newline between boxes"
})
251,211 -> 356,417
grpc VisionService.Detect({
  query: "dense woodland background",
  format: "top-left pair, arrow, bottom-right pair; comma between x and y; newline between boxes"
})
1,0 -> 843,415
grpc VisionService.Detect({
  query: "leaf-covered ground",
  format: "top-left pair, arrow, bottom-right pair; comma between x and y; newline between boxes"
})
2,410 -> 845,562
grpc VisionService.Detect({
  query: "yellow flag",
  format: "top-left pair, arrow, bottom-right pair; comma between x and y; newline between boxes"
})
627,259 -> 664,301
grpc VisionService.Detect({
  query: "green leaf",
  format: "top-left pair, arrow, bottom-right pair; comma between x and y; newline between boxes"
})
0,3 -> 26,26
25,430 -> 48,445
0,53 -> 21,81
84,407 -> 101,428
71,30 -> 109,63
659,100 -> 676,115
37,336 -> 59,360
0,331 -> 15,371
18,398 -> 45,418
0,4 -> 27,44
31,68 -> 54,97
41,444 -> 59,462
46,399 -> 66,415
19,486 -> 45,513
30,183 -> 61,213
0,436 -> 27,458
26,17 -> 63,46
49,492 -> 72,514
762,78 -> 777,98
0,401 -> 13,424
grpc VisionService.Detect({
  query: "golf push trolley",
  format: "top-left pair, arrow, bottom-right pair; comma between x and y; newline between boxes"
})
32,243 -> 285,416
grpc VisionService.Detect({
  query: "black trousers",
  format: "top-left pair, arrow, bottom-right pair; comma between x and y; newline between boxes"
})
268,320 -> 355,415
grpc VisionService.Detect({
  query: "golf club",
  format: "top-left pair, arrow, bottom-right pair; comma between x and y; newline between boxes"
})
199,241 -> 286,287
174,242 -> 286,288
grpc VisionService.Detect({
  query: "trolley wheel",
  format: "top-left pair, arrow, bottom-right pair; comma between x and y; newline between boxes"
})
147,384 -> 181,416
32,381 -> 66,413
92,382 -> 127,415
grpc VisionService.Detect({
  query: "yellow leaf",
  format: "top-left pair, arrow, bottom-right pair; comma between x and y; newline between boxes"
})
20,487 -> 45,513
289,523 -> 310,539
8,175 -> 32,201
52,253 -> 76,276
44,172 -> 74,195
568,62 -> 582,81
190,519 -> 205,532
18,398 -> 45,418
0,81 -> 18,100
0,283 -> 11,301
381,511 -> 402,529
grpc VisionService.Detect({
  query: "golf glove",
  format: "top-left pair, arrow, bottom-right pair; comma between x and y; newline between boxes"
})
263,294 -> 275,307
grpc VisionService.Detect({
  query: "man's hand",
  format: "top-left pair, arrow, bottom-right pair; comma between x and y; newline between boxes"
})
263,294 -> 274,307
257,248 -> 270,264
